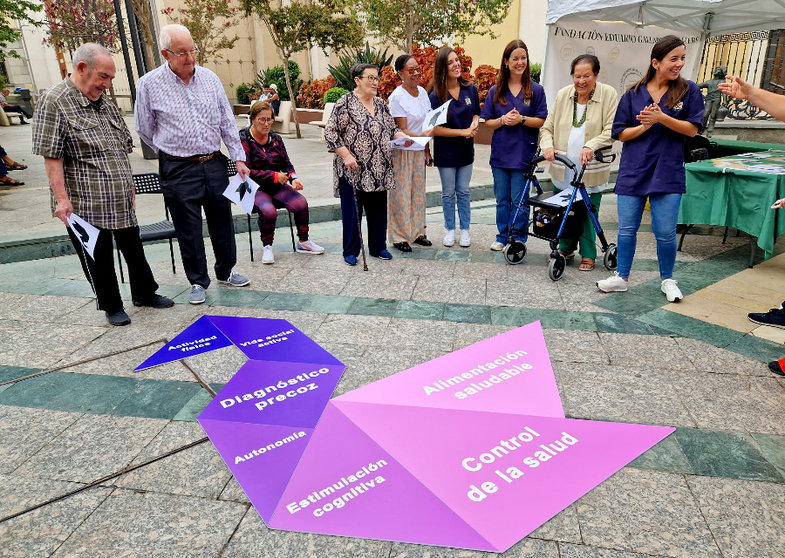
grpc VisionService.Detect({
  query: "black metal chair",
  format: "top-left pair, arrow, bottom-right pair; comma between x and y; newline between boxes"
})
117,173 -> 178,283
226,159 -> 296,262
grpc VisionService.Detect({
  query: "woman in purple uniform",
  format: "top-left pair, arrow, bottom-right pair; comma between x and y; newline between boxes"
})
596,35 -> 704,302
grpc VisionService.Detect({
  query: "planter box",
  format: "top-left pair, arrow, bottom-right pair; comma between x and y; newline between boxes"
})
295,108 -> 324,125
233,104 -> 251,115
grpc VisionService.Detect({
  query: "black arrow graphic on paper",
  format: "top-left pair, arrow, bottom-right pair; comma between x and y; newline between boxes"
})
236,181 -> 252,201
72,221 -> 90,244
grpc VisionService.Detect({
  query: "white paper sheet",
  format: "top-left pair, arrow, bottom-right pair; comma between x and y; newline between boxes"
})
67,213 -> 99,259
423,99 -> 451,129
390,136 -> 430,151
223,174 -> 261,215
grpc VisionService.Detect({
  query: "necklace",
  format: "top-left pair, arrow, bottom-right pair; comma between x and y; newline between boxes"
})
572,88 -> 594,128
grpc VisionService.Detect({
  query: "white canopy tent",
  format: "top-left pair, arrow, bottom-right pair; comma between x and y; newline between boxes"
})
542,0 -> 785,105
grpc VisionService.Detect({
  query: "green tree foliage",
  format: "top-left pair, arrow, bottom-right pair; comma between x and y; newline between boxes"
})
0,0 -> 41,58
162,0 -> 240,66
328,42 -> 393,91
241,0 -> 363,137
256,60 -> 302,102
359,0 -> 511,53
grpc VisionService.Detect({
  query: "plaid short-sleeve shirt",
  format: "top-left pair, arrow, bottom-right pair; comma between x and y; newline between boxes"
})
32,79 -> 136,229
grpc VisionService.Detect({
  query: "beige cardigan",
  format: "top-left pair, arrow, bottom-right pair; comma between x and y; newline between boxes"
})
539,82 -> 618,188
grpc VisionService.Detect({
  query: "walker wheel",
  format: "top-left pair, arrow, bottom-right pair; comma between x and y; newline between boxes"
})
604,244 -> 618,270
503,241 -> 527,265
548,255 -> 566,281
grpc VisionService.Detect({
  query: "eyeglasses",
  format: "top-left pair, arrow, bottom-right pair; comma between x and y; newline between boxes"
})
404,67 -> 422,74
165,48 -> 200,58
360,75 -> 380,83
255,117 -> 274,124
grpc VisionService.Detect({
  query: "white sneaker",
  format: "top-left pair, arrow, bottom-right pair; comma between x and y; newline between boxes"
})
597,272 -> 628,293
262,245 -> 274,264
443,229 -> 455,247
490,241 -> 505,251
661,278 -> 683,302
296,239 -> 325,254
459,229 -> 471,247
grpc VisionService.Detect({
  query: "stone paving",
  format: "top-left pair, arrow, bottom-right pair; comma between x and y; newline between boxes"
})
1,118 -> 784,557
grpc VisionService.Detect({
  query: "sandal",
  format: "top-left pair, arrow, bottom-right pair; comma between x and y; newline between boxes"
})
0,176 -> 24,186
7,162 -> 27,171
579,258 -> 595,271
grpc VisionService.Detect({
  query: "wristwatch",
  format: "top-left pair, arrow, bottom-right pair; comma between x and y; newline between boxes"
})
521,115 -> 527,126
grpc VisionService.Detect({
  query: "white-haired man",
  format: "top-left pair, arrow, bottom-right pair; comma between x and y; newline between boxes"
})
135,24 -> 250,305
32,43 -> 174,326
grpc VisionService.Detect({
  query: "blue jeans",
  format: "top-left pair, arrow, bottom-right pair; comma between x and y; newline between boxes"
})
438,164 -> 472,231
492,167 -> 528,243
616,193 -> 682,280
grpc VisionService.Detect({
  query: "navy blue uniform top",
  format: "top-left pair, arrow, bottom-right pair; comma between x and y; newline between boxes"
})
612,81 -> 704,195
480,82 -> 548,169
429,83 -> 481,168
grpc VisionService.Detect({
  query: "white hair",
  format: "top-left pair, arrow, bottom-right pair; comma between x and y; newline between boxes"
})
72,43 -> 112,68
159,24 -> 192,51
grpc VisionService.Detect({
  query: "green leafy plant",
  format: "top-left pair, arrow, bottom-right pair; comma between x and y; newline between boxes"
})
323,87 -> 349,104
236,82 -> 257,104
256,61 -> 302,101
161,0 -> 240,65
328,42 -> 395,90
530,63 -> 542,84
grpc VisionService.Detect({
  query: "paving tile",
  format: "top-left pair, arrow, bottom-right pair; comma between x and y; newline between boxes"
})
491,307 -> 543,326
111,378 -> 203,419
443,303 -> 492,324
752,433 -> 785,478
543,330 -> 609,365
637,309 -> 746,348
396,300 -> 445,321
670,371 -> 785,435
300,294 -> 355,314
0,365 -> 39,383
173,388 -> 216,422
674,337 -> 770,376
434,249 -> 472,262
592,279 -> 667,316
115,422 -> 229,497
592,313 -> 654,335
527,504 -> 582,544
51,489 -> 247,558
222,507 -> 393,558
347,297 -> 399,317
0,405 -> 81,474
723,333 -> 785,364
43,278 -> 97,297
575,468 -> 720,557
541,310 -> 597,331
340,274 -> 417,300
674,428 -> 783,482
628,432 -> 694,474
0,475 -> 111,558
0,320 -> 106,369
256,292 -> 310,311
218,476 -> 250,504
598,332 -> 693,371
556,543 -> 664,558
15,414 -> 167,482
686,475 -> 785,557
0,372 -> 138,415
411,276 -> 486,305
664,293 -> 756,333
207,287 -> 270,308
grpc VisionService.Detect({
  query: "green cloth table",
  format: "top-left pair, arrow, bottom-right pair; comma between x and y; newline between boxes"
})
679,149 -> 785,261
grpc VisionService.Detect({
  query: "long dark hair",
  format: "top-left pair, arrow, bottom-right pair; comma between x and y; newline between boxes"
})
494,39 -> 532,106
629,35 -> 689,109
430,47 -> 469,104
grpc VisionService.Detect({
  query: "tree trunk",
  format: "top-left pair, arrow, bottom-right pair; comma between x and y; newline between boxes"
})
282,54 -> 302,138
127,0 -> 157,71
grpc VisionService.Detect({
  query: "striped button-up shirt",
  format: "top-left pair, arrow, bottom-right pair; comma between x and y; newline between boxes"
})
32,79 -> 137,229
135,64 -> 245,161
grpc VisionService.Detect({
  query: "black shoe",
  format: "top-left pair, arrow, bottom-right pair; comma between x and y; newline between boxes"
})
106,309 -> 131,326
748,307 -> 785,329
413,235 -> 432,247
768,361 -> 785,376
133,294 -> 174,308
393,242 -> 412,252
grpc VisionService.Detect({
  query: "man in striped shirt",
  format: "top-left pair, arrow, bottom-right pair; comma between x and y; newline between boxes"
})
135,24 -> 251,305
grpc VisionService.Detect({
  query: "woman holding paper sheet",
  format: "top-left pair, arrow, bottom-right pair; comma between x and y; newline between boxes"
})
540,54 -> 617,271
387,54 -> 434,252
429,47 -> 481,248
482,39 -> 548,253
240,100 -> 324,265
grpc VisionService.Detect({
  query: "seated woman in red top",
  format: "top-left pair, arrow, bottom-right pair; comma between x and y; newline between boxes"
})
240,101 -> 324,264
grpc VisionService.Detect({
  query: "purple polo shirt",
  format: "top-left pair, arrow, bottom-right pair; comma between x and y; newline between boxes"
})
430,83 -> 481,168
480,82 -> 548,169
612,81 -> 704,195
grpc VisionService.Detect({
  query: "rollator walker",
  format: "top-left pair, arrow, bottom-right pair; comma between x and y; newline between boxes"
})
503,147 -> 618,281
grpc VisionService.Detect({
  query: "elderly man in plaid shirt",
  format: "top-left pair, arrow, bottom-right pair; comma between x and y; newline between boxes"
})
135,24 -> 251,305
32,43 -> 174,327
